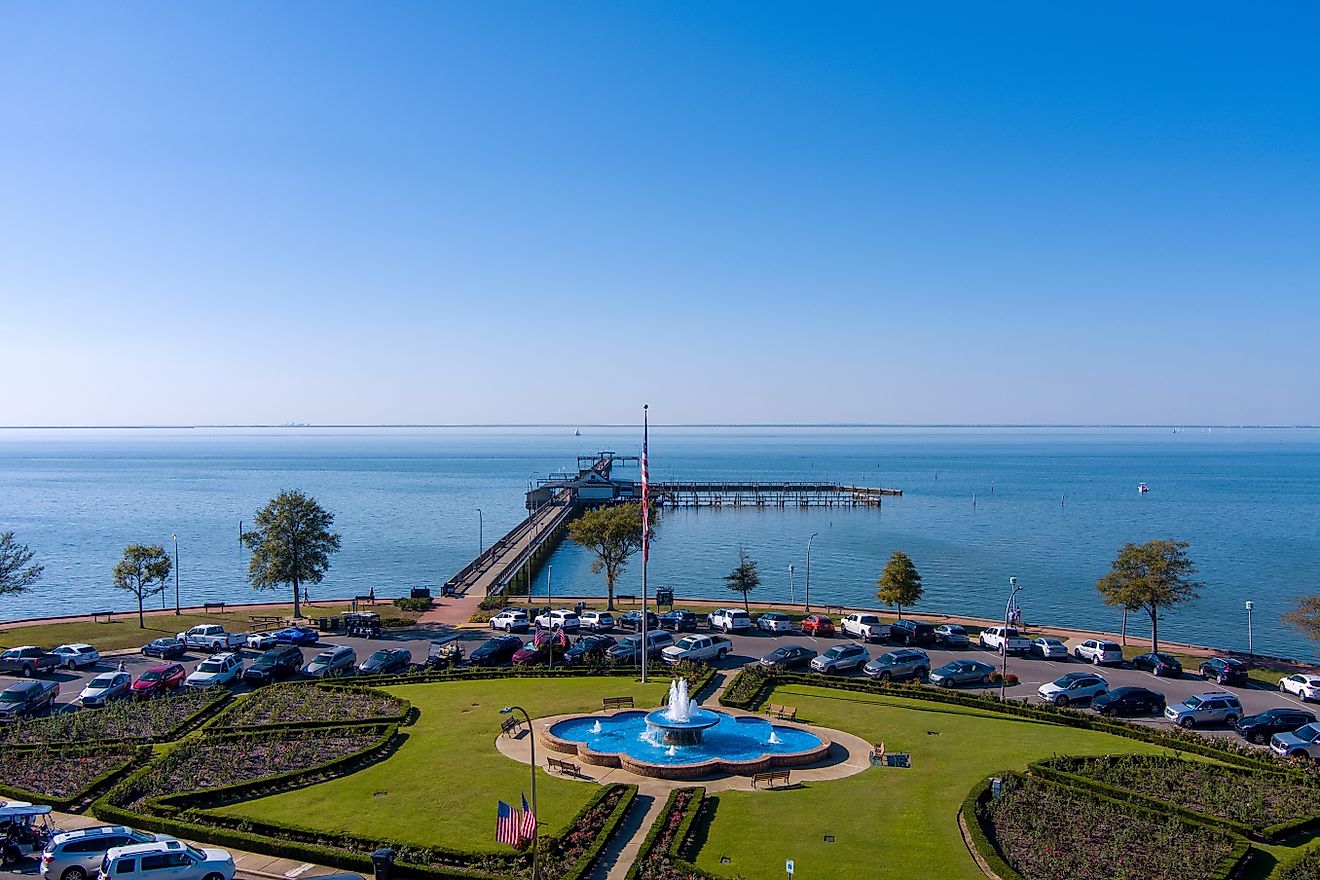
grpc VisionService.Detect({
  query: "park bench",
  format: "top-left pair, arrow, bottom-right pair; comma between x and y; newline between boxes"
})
250,614 -> 284,626
500,716 -> 525,738
203,602 -> 226,613
603,696 -> 634,711
547,757 -> 580,776
752,770 -> 791,790
764,704 -> 797,721
91,611 -> 114,623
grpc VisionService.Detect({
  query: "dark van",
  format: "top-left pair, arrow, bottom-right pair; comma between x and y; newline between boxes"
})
890,619 -> 936,647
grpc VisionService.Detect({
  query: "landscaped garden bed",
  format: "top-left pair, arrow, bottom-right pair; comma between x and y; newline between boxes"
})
0,690 -> 226,745
213,683 -> 409,729
0,744 -> 146,808
975,774 -> 1246,880
627,787 -> 718,880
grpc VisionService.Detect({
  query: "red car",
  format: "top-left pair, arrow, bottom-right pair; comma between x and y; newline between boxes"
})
131,663 -> 186,697
511,640 -> 566,667
801,615 -> 835,637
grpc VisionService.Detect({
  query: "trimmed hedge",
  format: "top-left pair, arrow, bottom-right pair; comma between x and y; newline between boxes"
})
547,784 -> 637,880
208,683 -> 411,731
1278,842 -> 1320,880
0,689 -> 230,748
624,787 -> 722,880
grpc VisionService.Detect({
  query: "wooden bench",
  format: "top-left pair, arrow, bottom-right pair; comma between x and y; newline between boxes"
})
752,770 -> 790,789
603,696 -> 634,710
547,757 -> 580,776
91,611 -> 114,623
203,602 -> 226,613
250,614 -> 284,626
500,716 -> 525,738
764,704 -> 797,722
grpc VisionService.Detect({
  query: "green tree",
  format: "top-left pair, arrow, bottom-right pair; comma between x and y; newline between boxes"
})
1095,539 -> 1201,653
242,490 -> 341,618
724,548 -> 761,612
876,550 -> 923,619
1284,596 -> 1320,644
567,502 -> 646,610
0,532 -> 44,597
113,544 -> 172,628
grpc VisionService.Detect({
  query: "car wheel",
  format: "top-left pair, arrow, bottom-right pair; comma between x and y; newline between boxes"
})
1290,750 -> 1310,761
1225,714 -> 1239,726
1054,695 -> 1070,707
2,846 -> 19,868
1218,675 -> 1229,685
66,660 -> 77,670
980,674 -> 991,685
21,664 -> 33,678
916,667 -> 929,680
203,873 -> 225,880
1180,716 -> 1196,729
1249,731 -> 1267,745
717,649 -> 728,660
879,671 -> 891,682
62,866 -> 88,880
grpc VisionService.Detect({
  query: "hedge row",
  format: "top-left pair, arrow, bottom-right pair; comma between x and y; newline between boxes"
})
0,690 -> 231,750
359,661 -> 714,690
207,683 -> 412,732
623,787 -> 722,880
549,784 -> 637,880
1278,842 -> 1320,880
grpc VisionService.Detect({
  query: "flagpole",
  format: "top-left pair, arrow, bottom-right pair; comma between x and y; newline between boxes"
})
641,403 -> 649,685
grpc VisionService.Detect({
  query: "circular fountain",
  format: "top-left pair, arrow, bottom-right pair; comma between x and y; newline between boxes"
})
644,678 -> 720,745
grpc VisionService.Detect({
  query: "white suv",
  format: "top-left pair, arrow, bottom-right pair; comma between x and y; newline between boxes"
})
184,653 -> 242,689
534,609 -> 581,631
489,610 -> 530,632
580,611 -> 614,632
840,614 -> 890,642
1073,639 -> 1124,665
99,840 -> 234,880
708,609 -> 752,633
51,644 -> 101,670
1037,672 -> 1108,706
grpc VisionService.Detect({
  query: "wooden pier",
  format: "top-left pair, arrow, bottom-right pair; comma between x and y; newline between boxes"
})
640,481 -> 900,509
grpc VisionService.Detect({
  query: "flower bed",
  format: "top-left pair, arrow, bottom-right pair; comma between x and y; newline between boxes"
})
625,787 -> 721,880
979,774 -> 1243,880
1278,844 -> 1320,880
1040,754 -> 1320,836
0,744 -> 142,806
214,684 -> 408,729
0,690 -> 224,745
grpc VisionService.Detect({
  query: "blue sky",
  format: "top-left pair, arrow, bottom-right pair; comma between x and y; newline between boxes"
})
2,3 -> 1317,426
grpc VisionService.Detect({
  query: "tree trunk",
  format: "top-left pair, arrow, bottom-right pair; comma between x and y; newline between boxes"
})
896,604 -> 904,620
743,591 -> 750,613
137,591 -> 145,628
1148,604 -> 1159,654
605,569 -> 616,611
293,575 -> 301,618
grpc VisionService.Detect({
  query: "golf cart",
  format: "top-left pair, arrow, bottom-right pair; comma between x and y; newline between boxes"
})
343,612 -> 382,639
1,804 -> 57,867
426,640 -> 465,670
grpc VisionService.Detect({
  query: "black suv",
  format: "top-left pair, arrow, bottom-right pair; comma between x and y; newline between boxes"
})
564,635 -> 618,665
890,619 -> 935,646
658,610 -> 699,632
1199,657 -> 1249,686
618,611 -> 659,632
0,679 -> 59,719
470,635 -> 523,666
1235,707 -> 1317,745
242,645 -> 304,685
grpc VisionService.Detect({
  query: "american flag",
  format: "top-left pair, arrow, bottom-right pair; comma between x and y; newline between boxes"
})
496,800 -> 522,846
641,406 -> 650,562
520,793 -> 537,842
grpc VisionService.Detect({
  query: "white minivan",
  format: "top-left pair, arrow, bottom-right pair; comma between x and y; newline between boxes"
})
99,840 -> 234,880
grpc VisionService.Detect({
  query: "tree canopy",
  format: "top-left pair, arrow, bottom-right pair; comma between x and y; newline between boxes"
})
1095,538 -> 1201,653
1284,597 -> 1320,644
876,550 -> 923,619
567,502 -> 646,610
242,490 -> 341,618
112,544 -> 172,628
0,532 -> 44,597
724,548 -> 761,612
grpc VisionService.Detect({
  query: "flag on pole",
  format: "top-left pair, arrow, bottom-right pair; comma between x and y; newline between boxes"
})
520,793 -> 537,842
642,408 -> 650,562
497,800 -> 522,846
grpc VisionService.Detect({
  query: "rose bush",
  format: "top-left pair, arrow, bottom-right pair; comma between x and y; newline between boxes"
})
217,684 -> 407,728
0,691 -> 219,744
0,745 -> 137,798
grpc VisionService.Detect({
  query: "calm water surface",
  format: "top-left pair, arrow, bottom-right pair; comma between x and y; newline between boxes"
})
1,426 -> 1317,659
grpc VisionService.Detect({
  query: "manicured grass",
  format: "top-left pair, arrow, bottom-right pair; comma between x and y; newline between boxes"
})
214,677 -> 669,852
691,684 -> 1179,880
0,603 -> 422,653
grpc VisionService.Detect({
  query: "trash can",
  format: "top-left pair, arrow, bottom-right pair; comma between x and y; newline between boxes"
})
411,587 -> 432,600
370,847 -> 395,880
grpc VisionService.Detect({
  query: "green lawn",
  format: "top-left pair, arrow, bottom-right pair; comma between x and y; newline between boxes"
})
691,684 -> 1178,880
214,677 -> 669,852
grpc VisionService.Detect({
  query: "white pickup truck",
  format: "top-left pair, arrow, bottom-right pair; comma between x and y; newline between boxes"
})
840,613 -> 890,642
662,634 -> 732,665
177,625 -> 248,652
978,626 -> 1031,655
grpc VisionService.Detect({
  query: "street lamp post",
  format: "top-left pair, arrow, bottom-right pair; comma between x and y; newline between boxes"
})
172,533 -> 180,614
499,706 -> 538,880
1245,600 -> 1254,657
1001,577 -> 1022,701
804,534 -> 818,613
788,564 -> 795,604
546,565 -> 553,672
477,509 -> 484,555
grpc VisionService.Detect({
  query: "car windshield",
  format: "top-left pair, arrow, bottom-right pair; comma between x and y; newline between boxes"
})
1040,638 -> 1062,646
1100,642 -> 1120,650
1296,724 -> 1320,739
89,675 -> 116,688
0,691 -> 24,703
823,647 -> 847,658
946,626 -> 964,633
1184,696 -> 1203,709
184,845 -> 205,861
313,652 -> 334,664
620,637 -> 639,648
140,671 -> 161,681
675,638 -> 699,650
877,653 -> 896,664
1155,653 -> 1176,663
198,661 -> 223,673
368,651 -> 391,662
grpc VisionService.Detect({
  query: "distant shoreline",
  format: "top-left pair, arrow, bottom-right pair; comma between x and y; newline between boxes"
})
1,423 -> 1316,431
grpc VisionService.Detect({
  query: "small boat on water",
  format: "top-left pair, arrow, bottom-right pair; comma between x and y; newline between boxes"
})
1138,482 -> 1149,494
574,429 -> 581,437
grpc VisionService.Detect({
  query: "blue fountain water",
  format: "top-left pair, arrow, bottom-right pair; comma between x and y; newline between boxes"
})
549,711 -> 822,766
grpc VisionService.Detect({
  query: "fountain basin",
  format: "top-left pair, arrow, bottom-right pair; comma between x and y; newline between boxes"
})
644,706 -> 721,744
543,710 -> 831,780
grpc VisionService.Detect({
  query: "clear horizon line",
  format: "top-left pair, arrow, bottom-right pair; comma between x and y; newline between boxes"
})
0,422 -> 1316,431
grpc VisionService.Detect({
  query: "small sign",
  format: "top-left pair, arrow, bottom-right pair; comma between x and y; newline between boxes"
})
786,859 -> 795,876
991,777 -> 1003,799
823,835 -> 835,842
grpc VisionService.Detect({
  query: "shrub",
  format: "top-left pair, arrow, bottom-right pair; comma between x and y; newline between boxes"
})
393,597 -> 432,612
1278,844 -> 1320,880
213,684 -> 409,729
0,690 -> 226,745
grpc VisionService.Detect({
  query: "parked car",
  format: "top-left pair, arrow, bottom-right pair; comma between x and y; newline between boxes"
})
606,631 -> 674,664
617,611 -> 659,632
658,610 -> 700,633
756,612 -> 795,633
759,645 -> 818,671
303,646 -> 356,678
241,645 -> 304,685
863,648 -> 930,681
1164,692 -> 1244,728
131,664 -> 185,698
100,839 -> 235,880
140,639 -> 185,661
469,635 -> 524,667
358,648 -> 411,676
512,639 -> 566,667
1028,637 -> 1069,659
929,659 -> 997,688
1037,671 -> 1108,706
41,825 -> 156,880
662,635 -> 732,665
563,635 -> 617,665
977,627 -> 1030,655
0,680 -> 59,719
1272,723 -> 1320,760
708,609 -> 753,633
0,646 -> 60,678
810,643 -> 869,675
579,611 -> 614,632
1131,652 -> 1183,678
273,626 -> 320,646
534,609 -> 581,632
933,624 -> 970,648
51,644 -> 100,671
488,610 -> 530,633
185,653 -> 243,689
801,615 -> 835,637
175,626 -> 245,652
1092,686 -> 1166,717
1236,707 -> 1317,745
1073,639 -> 1124,666
840,613 -> 890,642
1199,657 -> 1249,686
1280,674 -> 1320,702
889,619 -> 935,647
246,632 -> 279,650
78,672 -> 132,707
